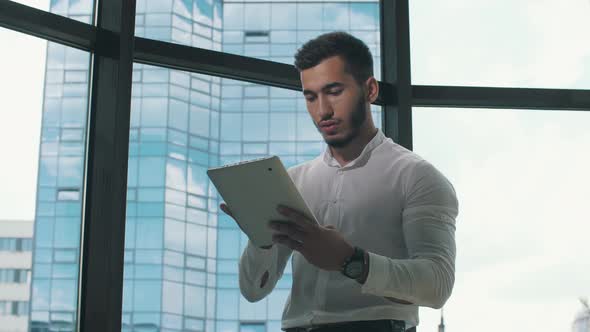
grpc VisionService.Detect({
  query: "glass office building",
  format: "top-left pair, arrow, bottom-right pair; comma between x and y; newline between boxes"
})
0,220 -> 33,332
573,302 -> 590,332
29,1 -> 380,331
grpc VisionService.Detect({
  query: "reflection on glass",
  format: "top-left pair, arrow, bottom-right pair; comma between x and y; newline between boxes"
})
323,3 -> 349,30
413,107 -> 590,332
271,3 -> 296,30
297,4 -> 322,30
138,0 -> 223,51
245,4 -> 270,30
221,1 -> 381,74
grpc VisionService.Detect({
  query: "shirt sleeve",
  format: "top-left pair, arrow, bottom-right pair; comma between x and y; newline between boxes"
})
238,166 -> 298,302
361,160 -> 459,309
239,240 -> 292,302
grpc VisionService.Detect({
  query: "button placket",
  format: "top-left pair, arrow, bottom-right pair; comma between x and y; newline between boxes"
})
333,169 -> 343,204
333,170 -> 344,230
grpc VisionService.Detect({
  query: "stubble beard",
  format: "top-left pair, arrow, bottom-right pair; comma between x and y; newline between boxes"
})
320,93 -> 368,149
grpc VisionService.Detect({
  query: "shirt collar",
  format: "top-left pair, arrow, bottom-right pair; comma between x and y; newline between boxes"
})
322,129 -> 386,169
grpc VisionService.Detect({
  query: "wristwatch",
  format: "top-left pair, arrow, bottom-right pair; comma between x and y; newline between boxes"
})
340,246 -> 367,281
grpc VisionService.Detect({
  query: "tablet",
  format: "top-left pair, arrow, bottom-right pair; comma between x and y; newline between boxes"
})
207,156 -> 318,247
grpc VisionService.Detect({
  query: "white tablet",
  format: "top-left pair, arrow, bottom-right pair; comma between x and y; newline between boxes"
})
207,156 -> 318,247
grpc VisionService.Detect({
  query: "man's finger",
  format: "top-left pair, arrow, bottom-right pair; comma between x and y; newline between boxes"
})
272,234 -> 303,251
276,205 -> 316,231
269,220 -> 308,234
269,221 -> 307,241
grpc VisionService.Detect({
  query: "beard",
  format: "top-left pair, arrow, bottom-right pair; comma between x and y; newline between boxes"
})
318,92 -> 367,148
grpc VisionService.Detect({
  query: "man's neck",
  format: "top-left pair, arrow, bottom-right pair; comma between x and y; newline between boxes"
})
329,126 -> 378,167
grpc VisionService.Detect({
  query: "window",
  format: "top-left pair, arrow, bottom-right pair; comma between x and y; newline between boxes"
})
223,1 -> 381,71
410,0 -> 590,89
0,301 -> 30,316
244,31 -> 270,44
0,27 -> 90,331
137,0 -> 222,50
3,0 -> 588,332
57,188 -> 81,201
240,322 -> 266,332
0,238 -> 33,252
413,107 -> 590,332
0,269 -> 30,283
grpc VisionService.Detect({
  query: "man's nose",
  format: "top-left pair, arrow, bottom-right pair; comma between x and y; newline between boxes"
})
317,96 -> 333,119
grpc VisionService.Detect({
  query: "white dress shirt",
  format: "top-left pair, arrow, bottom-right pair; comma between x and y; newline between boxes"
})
238,129 -> 459,329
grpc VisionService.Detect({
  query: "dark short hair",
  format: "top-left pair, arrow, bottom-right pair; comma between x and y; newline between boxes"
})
294,31 -> 374,84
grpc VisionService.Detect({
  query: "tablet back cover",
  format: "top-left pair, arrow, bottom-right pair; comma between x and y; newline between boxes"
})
207,156 -> 316,247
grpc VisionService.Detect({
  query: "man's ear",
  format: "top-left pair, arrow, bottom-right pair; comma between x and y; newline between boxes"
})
364,77 -> 379,104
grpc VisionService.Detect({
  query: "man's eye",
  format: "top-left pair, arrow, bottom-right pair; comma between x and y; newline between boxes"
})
329,90 -> 343,95
306,96 -> 316,102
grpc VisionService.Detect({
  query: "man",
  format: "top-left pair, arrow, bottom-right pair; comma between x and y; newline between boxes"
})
220,32 -> 459,332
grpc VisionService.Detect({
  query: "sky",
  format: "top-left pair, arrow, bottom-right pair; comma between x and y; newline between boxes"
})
0,0 -> 49,222
0,0 -> 589,331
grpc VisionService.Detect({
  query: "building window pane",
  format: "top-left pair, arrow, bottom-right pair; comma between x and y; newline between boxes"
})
240,322 -> 266,332
271,3 -> 296,30
297,4 -> 322,30
216,289 -> 238,320
57,188 -> 80,201
244,4 -> 270,31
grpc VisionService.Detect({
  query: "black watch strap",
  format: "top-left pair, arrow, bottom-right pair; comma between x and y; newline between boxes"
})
340,246 -> 366,280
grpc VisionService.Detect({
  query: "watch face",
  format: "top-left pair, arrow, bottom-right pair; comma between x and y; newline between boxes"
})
344,260 -> 363,278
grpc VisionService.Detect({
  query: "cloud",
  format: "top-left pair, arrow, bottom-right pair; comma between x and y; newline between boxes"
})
414,106 -> 590,331
409,0 -> 590,89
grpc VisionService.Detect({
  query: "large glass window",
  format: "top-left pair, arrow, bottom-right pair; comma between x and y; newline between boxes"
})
0,27 -> 90,332
413,107 -> 590,332
6,0 -> 587,331
123,62 -> 381,331
136,0 -> 223,51
138,0 -> 381,79
410,0 -> 590,89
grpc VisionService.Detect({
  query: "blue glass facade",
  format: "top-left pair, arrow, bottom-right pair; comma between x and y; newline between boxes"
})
29,38 -> 91,330
31,1 -> 380,331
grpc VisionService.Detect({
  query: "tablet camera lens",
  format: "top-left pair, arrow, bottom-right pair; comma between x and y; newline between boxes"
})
268,168 -> 272,171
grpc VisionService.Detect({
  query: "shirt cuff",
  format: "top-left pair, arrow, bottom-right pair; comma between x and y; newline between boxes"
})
244,241 -> 277,276
361,251 -> 390,295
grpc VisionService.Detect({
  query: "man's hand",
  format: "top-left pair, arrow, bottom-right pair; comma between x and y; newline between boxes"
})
219,203 -> 273,249
270,205 -> 354,271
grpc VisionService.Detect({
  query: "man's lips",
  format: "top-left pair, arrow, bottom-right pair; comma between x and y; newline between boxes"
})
319,120 -> 339,133
319,120 -> 338,128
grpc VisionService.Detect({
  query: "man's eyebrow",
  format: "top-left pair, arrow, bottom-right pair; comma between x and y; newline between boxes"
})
302,82 -> 344,95
321,82 -> 344,91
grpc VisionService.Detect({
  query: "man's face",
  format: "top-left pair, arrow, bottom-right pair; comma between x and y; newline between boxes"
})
300,56 -> 368,148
